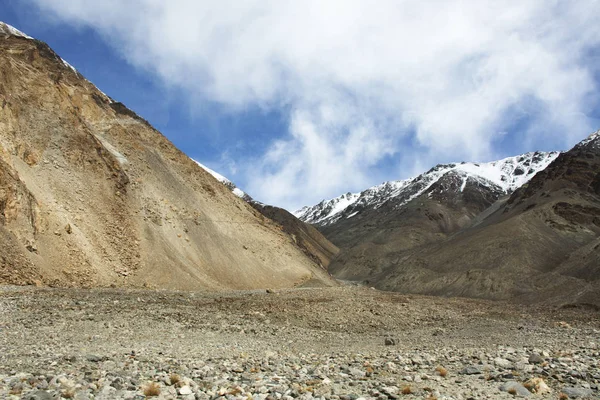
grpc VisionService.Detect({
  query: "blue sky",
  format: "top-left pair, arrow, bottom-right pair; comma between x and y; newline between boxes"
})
2,1 -> 600,211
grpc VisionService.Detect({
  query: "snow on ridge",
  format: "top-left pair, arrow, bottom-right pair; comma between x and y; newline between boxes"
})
578,129 -> 600,148
61,58 -> 78,74
194,161 -> 231,184
232,187 -> 246,198
294,178 -> 415,224
296,151 -> 560,226
1,21 -> 114,105
293,193 -> 359,224
452,151 -> 560,192
194,160 -> 249,200
326,193 -> 360,217
0,22 -> 33,39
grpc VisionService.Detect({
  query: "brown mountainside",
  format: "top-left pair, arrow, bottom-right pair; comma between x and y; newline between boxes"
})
0,25 -> 334,290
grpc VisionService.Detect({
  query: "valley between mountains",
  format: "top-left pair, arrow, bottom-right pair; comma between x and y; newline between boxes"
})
1,21 -> 599,400
202,132 -> 600,306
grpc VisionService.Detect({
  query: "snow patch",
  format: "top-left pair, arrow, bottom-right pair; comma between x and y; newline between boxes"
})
0,22 -> 33,39
94,87 -> 114,104
195,161 -> 230,183
232,188 -> 246,198
61,58 -> 78,74
460,176 -> 468,192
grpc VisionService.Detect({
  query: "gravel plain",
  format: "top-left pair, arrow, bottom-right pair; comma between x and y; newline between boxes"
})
0,285 -> 599,399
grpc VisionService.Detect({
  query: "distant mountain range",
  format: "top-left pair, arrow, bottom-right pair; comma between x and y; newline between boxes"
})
197,130 -> 600,305
294,151 -> 560,226
294,132 -> 600,305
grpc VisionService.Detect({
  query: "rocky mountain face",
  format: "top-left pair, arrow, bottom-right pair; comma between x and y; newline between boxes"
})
297,136 -> 600,305
196,162 -> 339,269
0,22 -> 334,290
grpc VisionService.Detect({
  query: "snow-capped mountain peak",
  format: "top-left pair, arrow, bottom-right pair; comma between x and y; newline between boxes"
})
294,151 -> 560,226
294,192 -> 361,225
577,129 -> 600,149
439,151 -> 560,193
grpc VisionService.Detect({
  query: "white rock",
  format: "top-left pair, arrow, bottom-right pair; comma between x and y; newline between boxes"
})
179,385 -> 193,395
494,357 -> 512,368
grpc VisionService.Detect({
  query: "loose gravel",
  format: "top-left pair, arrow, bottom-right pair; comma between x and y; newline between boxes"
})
1,286 -> 598,399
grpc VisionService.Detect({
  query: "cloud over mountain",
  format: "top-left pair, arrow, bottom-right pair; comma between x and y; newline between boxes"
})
31,0 -> 600,210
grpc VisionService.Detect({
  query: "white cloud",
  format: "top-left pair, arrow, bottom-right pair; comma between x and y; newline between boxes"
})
31,0 -> 600,210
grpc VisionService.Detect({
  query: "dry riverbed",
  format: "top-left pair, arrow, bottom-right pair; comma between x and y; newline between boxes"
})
0,286 -> 598,399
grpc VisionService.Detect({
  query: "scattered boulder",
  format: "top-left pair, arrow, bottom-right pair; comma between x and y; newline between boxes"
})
560,387 -> 593,398
460,366 -> 482,375
22,391 -> 57,400
524,377 -> 551,395
26,241 -> 38,253
85,354 -> 103,363
528,354 -> 545,364
178,386 -> 193,395
499,381 -> 531,396
494,357 -> 513,368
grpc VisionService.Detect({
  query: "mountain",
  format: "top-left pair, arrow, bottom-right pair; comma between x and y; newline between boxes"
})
0,21 -> 32,39
296,151 -> 559,250
196,162 -> 339,269
0,22 -> 334,290
297,134 -> 600,305
295,151 -> 560,227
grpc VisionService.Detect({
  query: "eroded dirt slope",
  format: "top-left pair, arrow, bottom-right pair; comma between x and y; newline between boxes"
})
0,29 -> 333,290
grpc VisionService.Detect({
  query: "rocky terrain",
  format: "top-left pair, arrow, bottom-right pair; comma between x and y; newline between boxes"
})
0,285 -> 598,399
0,22 -> 333,291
